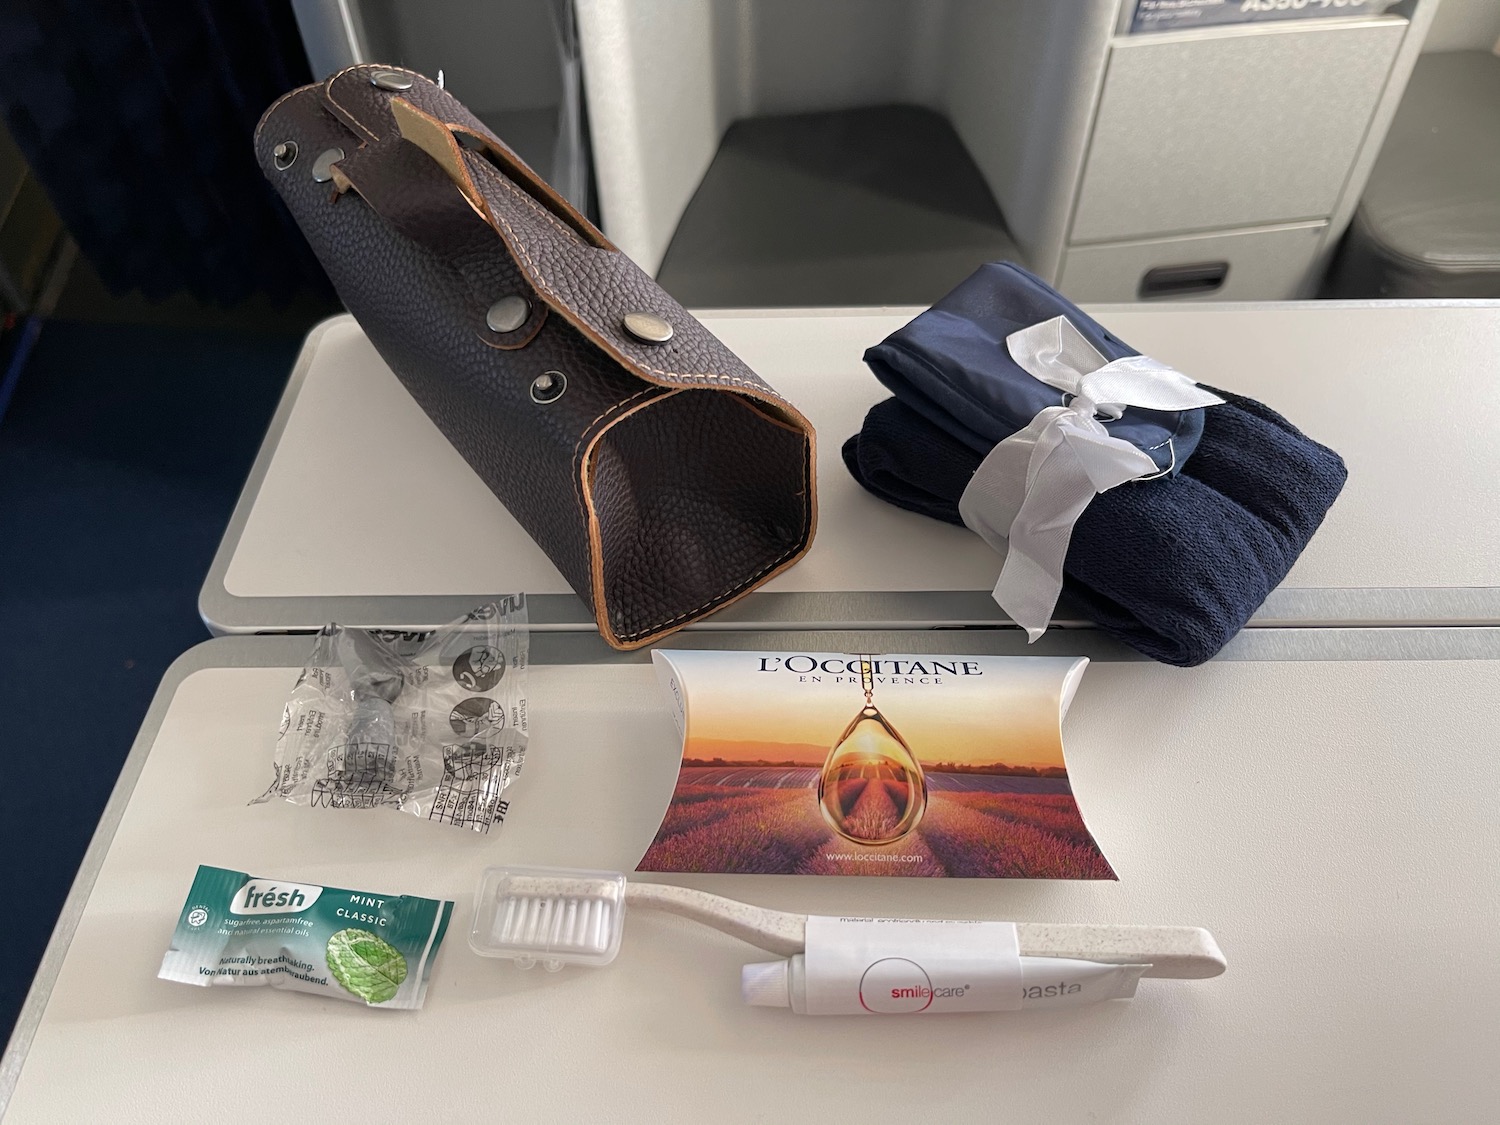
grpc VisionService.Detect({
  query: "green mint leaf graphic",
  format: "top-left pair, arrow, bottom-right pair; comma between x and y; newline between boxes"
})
326,928 -> 408,1004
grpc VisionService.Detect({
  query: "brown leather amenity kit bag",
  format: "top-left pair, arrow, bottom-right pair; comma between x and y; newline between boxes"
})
256,65 -> 816,649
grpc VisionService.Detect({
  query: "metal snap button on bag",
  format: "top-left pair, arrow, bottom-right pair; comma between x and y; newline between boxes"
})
529,371 -> 566,404
272,141 -> 297,170
370,70 -> 413,92
310,147 -> 343,183
486,296 -> 530,334
255,65 -> 816,650
622,311 -> 673,344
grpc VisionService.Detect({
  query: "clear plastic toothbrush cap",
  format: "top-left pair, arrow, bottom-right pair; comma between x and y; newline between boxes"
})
469,865 -> 628,969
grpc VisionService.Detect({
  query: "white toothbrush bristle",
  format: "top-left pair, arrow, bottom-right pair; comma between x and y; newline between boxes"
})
475,869 -> 629,967
495,896 -> 518,945
494,893 -> 614,953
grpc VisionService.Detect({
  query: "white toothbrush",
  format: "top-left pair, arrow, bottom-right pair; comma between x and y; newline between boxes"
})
470,866 -> 1226,979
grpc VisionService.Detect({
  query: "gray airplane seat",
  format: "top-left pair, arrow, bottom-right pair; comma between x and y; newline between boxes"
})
1328,51 -> 1500,298
654,105 -> 1021,309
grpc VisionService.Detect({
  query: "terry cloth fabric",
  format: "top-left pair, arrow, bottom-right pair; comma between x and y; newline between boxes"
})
843,265 -> 1348,667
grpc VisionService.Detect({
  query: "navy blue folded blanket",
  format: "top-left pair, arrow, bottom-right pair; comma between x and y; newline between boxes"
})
843,263 -> 1348,667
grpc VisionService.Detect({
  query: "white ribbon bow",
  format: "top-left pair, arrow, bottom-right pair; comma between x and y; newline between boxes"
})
958,316 -> 1224,640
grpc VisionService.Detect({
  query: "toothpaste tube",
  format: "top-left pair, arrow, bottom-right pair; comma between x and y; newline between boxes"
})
740,917 -> 1146,1015
742,954 -> 1148,1014
159,865 -> 453,1009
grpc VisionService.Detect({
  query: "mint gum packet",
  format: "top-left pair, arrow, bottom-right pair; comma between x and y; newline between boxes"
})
159,866 -> 453,1009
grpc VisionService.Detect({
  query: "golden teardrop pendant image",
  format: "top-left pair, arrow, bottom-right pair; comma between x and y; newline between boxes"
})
818,656 -> 927,846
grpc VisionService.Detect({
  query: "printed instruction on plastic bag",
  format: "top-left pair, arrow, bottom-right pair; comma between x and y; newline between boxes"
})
253,597 -> 528,832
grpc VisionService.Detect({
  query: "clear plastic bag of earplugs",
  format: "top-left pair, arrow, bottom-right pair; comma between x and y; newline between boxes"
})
254,597 -> 529,832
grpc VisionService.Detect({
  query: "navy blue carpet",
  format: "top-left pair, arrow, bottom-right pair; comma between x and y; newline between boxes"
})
0,321 -> 302,1047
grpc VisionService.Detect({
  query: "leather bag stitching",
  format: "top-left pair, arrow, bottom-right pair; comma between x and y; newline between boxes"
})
253,83 -> 320,147
321,66 -> 386,144
574,390 -> 809,645
616,548 -> 798,643
289,69 -> 790,399
465,159 -> 785,393
341,83 -> 793,403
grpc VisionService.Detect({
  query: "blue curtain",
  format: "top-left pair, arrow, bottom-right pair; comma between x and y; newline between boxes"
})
0,0 -> 331,303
